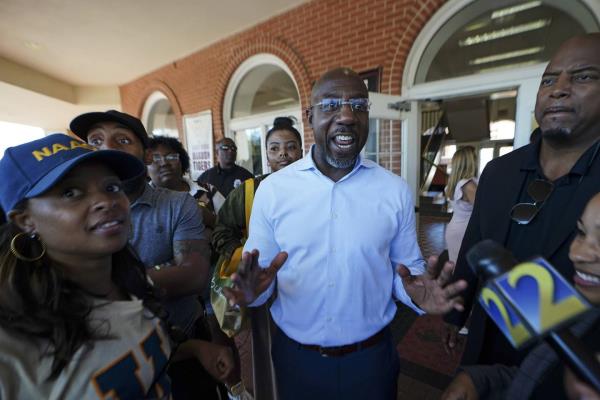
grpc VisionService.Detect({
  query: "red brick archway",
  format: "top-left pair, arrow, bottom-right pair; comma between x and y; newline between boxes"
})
211,35 -> 313,144
383,0 -> 444,95
134,80 -> 184,140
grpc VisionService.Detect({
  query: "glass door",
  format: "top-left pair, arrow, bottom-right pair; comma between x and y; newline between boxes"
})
367,92 -> 418,202
478,140 -> 514,174
234,126 -> 265,175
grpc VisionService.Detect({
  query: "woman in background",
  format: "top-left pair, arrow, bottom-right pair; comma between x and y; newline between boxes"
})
444,146 -> 478,336
147,135 -> 225,230
212,116 -> 303,399
445,146 -> 478,264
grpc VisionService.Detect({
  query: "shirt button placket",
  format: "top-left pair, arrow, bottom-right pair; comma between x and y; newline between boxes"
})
326,185 -> 337,331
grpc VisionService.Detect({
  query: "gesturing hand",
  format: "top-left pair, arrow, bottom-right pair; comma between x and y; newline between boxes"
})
223,249 -> 288,307
398,255 -> 467,314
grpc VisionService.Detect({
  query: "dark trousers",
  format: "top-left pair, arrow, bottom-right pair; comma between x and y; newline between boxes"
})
271,326 -> 400,400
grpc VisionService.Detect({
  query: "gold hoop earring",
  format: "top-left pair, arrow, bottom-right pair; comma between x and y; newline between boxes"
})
10,232 -> 46,262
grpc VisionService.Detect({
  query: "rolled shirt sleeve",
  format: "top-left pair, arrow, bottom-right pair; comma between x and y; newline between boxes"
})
390,181 -> 426,315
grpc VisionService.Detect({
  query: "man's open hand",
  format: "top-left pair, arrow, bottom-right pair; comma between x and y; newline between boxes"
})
398,255 -> 467,314
223,249 -> 287,306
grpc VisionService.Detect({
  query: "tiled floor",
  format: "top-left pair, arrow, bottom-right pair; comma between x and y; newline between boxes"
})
393,214 -> 465,399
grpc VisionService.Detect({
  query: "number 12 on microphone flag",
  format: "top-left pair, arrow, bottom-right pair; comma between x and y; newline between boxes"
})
479,257 -> 592,349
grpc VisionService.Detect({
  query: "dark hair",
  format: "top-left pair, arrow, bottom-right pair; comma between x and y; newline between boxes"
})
0,221 -> 166,379
266,117 -> 302,146
148,136 -> 190,175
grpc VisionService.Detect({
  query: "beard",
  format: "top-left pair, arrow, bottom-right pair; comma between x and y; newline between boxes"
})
325,152 -> 357,169
541,126 -> 573,143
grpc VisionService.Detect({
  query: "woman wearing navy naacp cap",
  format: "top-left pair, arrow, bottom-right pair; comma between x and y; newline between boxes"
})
0,134 -> 234,399
69,110 -> 233,399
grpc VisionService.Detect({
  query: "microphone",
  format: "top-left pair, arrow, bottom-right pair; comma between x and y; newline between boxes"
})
467,239 -> 600,392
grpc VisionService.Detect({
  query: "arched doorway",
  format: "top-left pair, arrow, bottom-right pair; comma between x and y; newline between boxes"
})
223,54 -> 302,175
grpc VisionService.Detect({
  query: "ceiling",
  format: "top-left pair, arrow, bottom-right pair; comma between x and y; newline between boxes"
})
0,0 -> 309,131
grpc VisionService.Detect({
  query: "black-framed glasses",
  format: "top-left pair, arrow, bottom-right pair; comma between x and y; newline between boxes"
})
152,153 -> 180,164
312,98 -> 371,113
510,179 -> 554,225
219,144 -> 237,151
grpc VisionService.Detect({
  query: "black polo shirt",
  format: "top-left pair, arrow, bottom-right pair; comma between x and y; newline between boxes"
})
197,164 -> 253,197
481,138 -> 600,366
505,138 -> 600,266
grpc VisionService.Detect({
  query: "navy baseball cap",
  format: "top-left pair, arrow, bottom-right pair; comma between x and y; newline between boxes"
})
69,110 -> 150,148
0,133 -> 145,213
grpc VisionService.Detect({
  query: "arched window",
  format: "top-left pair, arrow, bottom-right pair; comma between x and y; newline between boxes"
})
415,0 -> 596,84
224,54 -> 302,175
141,91 -> 179,138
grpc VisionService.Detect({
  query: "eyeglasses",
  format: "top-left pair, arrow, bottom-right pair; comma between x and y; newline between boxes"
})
219,145 -> 237,151
510,179 -> 554,225
312,98 -> 370,113
152,153 -> 180,164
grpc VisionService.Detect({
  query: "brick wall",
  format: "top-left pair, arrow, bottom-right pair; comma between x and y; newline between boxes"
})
120,0 -> 445,151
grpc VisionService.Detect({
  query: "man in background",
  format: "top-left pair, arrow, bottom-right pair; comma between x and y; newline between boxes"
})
444,33 -> 600,368
198,137 -> 253,197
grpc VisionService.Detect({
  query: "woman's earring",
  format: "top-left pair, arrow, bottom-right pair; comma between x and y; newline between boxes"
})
10,232 -> 46,262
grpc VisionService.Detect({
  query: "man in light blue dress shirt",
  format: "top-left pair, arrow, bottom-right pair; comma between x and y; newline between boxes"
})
224,68 -> 467,399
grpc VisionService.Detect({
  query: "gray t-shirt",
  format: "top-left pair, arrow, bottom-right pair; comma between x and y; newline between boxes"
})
0,299 -> 172,399
130,184 -> 206,334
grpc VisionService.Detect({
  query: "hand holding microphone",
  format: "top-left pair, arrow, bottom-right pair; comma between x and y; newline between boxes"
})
467,240 -> 600,392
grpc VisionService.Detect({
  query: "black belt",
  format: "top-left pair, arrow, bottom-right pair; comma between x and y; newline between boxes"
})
287,328 -> 388,357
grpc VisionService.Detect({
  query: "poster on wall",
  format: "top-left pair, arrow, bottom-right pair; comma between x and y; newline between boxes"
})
183,110 -> 213,180
359,67 -> 381,92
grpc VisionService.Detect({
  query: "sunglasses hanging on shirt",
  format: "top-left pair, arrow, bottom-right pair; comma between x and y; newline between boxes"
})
510,179 -> 554,225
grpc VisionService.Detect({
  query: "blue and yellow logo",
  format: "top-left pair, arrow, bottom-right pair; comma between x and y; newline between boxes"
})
479,257 -> 591,348
32,140 -> 95,161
